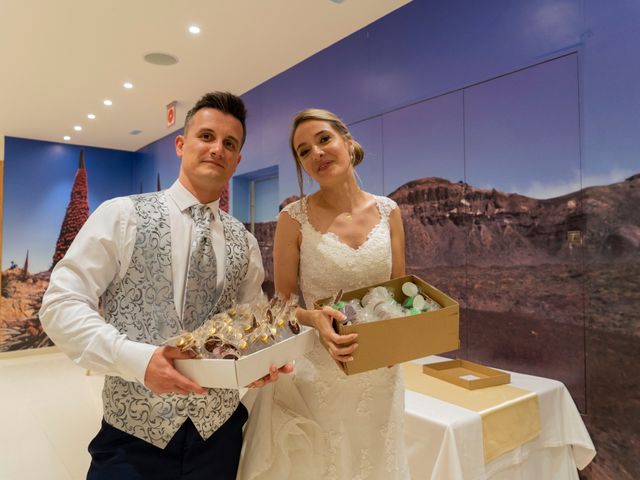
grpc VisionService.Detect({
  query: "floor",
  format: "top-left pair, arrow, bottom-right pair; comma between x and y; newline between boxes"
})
0,349 -> 104,480
0,348 -> 256,480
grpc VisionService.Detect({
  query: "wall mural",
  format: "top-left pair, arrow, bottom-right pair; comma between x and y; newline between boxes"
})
239,51 -> 638,479
0,152 -> 88,351
1,135 -> 140,353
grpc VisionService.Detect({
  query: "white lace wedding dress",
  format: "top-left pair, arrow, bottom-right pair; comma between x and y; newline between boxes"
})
238,195 -> 409,480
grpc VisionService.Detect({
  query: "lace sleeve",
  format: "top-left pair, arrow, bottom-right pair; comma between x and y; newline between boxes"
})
376,196 -> 398,219
280,199 -> 307,225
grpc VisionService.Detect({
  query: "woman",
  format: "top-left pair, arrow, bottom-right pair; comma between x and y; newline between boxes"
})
239,109 -> 409,480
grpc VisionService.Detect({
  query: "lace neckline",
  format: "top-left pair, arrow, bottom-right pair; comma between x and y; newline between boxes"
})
301,195 -> 385,251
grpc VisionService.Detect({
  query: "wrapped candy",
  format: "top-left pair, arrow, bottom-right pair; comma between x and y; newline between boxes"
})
326,281 -> 442,325
401,282 -> 441,313
166,293 -> 302,359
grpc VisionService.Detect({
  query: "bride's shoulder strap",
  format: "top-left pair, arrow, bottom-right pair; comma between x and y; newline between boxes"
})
375,195 -> 398,219
280,197 -> 307,225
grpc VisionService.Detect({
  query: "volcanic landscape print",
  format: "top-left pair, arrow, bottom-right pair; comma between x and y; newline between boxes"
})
253,173 -> 640,480
0,152 -> 89,352
1,142 -> 137,353
392,174 -> 640,479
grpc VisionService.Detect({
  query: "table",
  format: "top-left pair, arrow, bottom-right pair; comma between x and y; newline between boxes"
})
404,357 -> 596,480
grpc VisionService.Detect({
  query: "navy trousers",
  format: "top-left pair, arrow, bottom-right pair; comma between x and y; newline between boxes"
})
87,404 -> 248,480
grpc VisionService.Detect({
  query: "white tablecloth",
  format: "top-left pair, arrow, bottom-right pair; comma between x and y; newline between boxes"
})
404,357 -> 596,480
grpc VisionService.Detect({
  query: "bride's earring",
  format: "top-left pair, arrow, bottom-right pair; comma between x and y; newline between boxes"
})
305,172 -> 317,190
354,168 -> 364,187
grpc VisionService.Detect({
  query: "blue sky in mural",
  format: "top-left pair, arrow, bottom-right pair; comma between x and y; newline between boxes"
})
3,138 -> 136,273
235,0 -> 638,203
362,54 -> 585,198
382,91 -> 465,195
464,53 -> 581,199
372,0 -> 638,197
377,50 -> 635,199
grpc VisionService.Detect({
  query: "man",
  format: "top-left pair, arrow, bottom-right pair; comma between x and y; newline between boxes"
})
40,92 -> 286,479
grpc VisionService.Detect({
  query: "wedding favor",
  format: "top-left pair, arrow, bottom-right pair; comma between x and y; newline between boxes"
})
316,275 -> 460,375
172,294 -> 315,388
330,280 -> 442,325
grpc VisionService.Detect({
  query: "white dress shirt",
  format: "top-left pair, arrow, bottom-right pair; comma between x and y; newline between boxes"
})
40,180 -> 265,385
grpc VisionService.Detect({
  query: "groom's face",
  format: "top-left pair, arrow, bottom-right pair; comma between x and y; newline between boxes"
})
176,108 -> 243,190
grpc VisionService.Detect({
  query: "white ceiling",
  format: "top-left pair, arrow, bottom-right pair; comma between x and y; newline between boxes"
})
0,0 -> 410,152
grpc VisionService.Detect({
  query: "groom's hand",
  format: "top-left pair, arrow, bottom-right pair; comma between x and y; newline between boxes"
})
144,346 -> 208,395
246,363 -> 294,388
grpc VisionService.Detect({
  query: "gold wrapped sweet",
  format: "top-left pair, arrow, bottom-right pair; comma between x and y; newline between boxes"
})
168,292 -> 301,359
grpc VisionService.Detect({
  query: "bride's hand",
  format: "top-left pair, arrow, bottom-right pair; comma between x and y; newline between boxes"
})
308,306 -> 358,364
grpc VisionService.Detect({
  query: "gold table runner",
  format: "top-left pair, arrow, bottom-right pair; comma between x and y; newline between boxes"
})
403,362 -> 540,463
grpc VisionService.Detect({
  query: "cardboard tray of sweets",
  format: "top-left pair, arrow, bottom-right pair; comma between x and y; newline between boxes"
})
175,327 -> 315,389
422,359 -> 511,389
316,274 -> 460,375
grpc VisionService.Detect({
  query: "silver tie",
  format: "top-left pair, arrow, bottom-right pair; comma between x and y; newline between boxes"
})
182,204 -> 218,331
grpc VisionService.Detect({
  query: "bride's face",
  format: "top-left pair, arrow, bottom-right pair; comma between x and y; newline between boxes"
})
293,120 -> 353,185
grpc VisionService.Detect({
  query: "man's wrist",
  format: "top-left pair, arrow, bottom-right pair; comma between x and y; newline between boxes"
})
117,340 -> 158,383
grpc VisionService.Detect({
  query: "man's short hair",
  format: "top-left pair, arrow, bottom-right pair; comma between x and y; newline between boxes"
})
183,92 -> 247,146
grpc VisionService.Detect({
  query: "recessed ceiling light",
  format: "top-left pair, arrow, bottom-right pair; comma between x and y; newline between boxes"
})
63,136 -> 71,141
123,82 -> 133,89
74,125 -> 82,131
144,52 -> 179,66
87,114 -> 96,119
188,25 -> 201,34
103,99 -> 113,106
129,129 -> 142,135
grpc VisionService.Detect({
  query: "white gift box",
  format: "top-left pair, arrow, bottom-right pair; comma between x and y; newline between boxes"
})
174,327 -> 315,388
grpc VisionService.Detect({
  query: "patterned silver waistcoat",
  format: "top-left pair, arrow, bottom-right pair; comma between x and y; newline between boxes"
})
101,192 -> 249,448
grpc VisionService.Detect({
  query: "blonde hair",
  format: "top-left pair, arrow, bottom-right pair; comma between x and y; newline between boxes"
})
289,108 -> 364,196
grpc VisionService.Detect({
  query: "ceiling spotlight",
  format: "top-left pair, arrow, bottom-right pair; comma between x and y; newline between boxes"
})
103,99 -> 113,106
74,125 -> 82,131
87,114 -> 96,119
188,25 -> 201,34
123,82 -> 133,89
63,136 -> 71,141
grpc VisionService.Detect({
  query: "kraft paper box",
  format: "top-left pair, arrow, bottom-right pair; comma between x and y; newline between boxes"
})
422,359 -> 510,389
316,275 -> 460,375
174,327 -> 315,388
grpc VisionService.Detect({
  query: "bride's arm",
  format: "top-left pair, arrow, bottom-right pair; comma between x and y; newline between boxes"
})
273,211 -> 358,363
273,210 -> 301,300
389,206 -> 406,279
